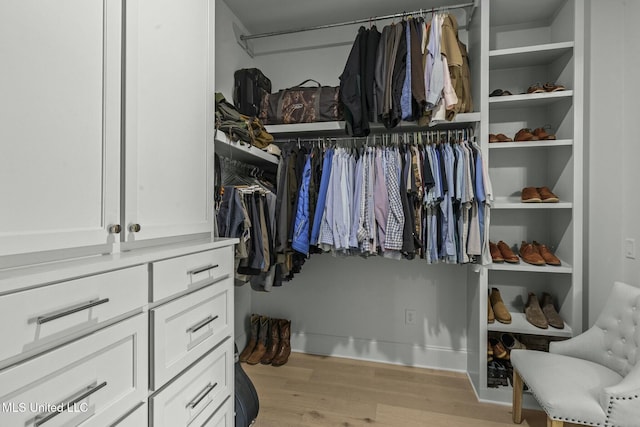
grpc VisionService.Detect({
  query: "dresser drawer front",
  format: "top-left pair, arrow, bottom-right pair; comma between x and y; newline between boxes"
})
150,338 -> 233,427
110,403 -> 147,427
151,279 -> 232,389
0,265 -> 147,365
151,247 -> 233,302
195,397 -> 233,427
0,314 -> 147,427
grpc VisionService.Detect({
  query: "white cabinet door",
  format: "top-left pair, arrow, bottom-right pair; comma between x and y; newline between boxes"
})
124,0 -> 215,244
0,0 -> 122,257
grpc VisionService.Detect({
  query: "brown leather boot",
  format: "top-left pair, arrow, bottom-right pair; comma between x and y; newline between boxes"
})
271,319 -> 291,367
541,292 -> 564,329
246,315 -> 269,365
239,314 -> 259,362
489,288 -> 512,324
260,318 -> 280,364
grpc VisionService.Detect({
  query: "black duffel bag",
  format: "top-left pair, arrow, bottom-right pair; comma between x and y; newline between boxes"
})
259,79 -> 343,124
234,344 -> 259,427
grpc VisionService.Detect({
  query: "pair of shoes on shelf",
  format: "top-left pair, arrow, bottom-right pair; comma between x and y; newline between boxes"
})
490,241 -> 519,264
521,186 -> 559,203
488,332 -> 526,362
489,88 -> 513,97
489,287 -> 512,324
525,292 -> 564,329
489,133 -> 512,142
519,241 -> 561,266
514,128 -> 557,141
527,82 -> 566,93
239,314 -> 292,366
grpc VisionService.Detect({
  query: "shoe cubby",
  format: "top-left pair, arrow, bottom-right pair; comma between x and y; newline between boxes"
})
489,100 -> 574,142
488,270 -> 573,337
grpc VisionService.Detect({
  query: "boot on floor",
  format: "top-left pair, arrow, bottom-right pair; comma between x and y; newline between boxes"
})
246,315 -> 270,365
261,317 -> 280,364
272,319 -> 291,366
239,313 -> 260,362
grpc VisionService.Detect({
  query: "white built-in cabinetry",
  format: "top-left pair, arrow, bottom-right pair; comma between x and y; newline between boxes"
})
0,0 -> 216,261
0,0 -> 236,425
467,0 -> 584,404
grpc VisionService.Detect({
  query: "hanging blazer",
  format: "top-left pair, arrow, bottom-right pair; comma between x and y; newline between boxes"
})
340,26 -> 370,137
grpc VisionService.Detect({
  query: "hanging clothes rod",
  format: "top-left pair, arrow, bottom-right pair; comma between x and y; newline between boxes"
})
239,1 -> 476,41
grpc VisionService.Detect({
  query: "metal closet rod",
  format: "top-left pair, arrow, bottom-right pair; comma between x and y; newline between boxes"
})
239,1 -> 476,41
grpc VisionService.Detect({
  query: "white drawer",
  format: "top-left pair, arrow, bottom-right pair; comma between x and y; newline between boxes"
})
150,338 -> 233,427
151,247 -> 233,302
110,403 -> 147,427
150,279 -> 232,389
0,314 -> 147,427
195,397 -> 233,427
0,265 -> 147,366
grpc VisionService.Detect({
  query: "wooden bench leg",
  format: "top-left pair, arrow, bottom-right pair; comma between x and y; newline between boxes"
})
512,369 -> 523,423
547,416 -> 564,427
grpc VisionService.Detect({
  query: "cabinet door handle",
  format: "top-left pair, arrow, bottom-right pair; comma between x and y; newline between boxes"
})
128,223 -> 141,233
34,381 -> 107,426
186,315 -> 218,334
108,224 -> 121,234
187,264 -> 219,275
37,298 -> 110,325
186,382 -> 217,409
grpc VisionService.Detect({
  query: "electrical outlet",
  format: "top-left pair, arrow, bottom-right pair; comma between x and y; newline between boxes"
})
405,309 -> 416,325
625,238 -> 636,259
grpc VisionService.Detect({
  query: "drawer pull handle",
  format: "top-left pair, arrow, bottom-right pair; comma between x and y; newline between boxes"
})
34,381 -> 107,426
186,382 -> 217,409
37,298 -> 110,325
187,315 -> 219,334
188,264 -> 219,275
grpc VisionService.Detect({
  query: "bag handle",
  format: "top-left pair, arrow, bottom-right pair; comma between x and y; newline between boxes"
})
289,79 -> 322,89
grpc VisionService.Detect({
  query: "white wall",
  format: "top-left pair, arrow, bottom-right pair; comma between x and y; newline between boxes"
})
621,0 -> 640,286
215,1 -> 255,347
586,0 -> 640,325
251,255 -> 468,370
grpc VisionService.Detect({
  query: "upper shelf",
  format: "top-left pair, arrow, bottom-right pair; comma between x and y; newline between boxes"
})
489,139 -> 573,149
489,90 -> 573,110
214,131 -> 279,170
489,41 -> 574,70
264,112 -> 482,136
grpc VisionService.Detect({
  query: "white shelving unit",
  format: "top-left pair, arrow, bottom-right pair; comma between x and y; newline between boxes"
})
467,0 -> 584,406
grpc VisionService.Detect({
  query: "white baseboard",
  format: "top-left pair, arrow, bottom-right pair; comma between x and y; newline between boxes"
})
290,331 -> 467,372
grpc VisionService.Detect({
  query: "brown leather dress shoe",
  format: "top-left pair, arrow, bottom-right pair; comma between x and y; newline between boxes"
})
489,288 -> 512,324
525,293 -> 549,329
532,127 -> 556,140
537,186 -> 559,203
543,82 -> 566,92
515,128 -> 539,141
541,292 -> 564,329
489,337 -> 508,359
497,241 -> 519,263
519,241 -> 545,265
533,241 -> 561,265
521,187 -> 542,203
489,133 -> 499,143
527,84 -> 545,94
490,241 -> 504,263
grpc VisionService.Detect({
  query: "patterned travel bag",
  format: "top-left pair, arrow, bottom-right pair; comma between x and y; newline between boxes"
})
259,79 -> 342,124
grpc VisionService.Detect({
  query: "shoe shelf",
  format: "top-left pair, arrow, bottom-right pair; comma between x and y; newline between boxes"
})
489,41 -> 574,70
264,112 -> 482,136
488,90 -> 573,110
492,197 -> 572,209
487,261 -> 572,274
214,132 -> 279,170
488,313 -> 573,338
489,139 -> 573,149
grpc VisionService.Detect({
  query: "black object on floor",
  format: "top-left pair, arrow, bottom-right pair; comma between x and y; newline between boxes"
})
235,344 -> 260,427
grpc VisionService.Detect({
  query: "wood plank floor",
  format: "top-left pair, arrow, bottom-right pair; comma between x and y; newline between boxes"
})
243,352 -> 578,427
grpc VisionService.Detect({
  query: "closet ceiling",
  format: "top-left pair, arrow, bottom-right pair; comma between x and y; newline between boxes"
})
222,0 -> 466,35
